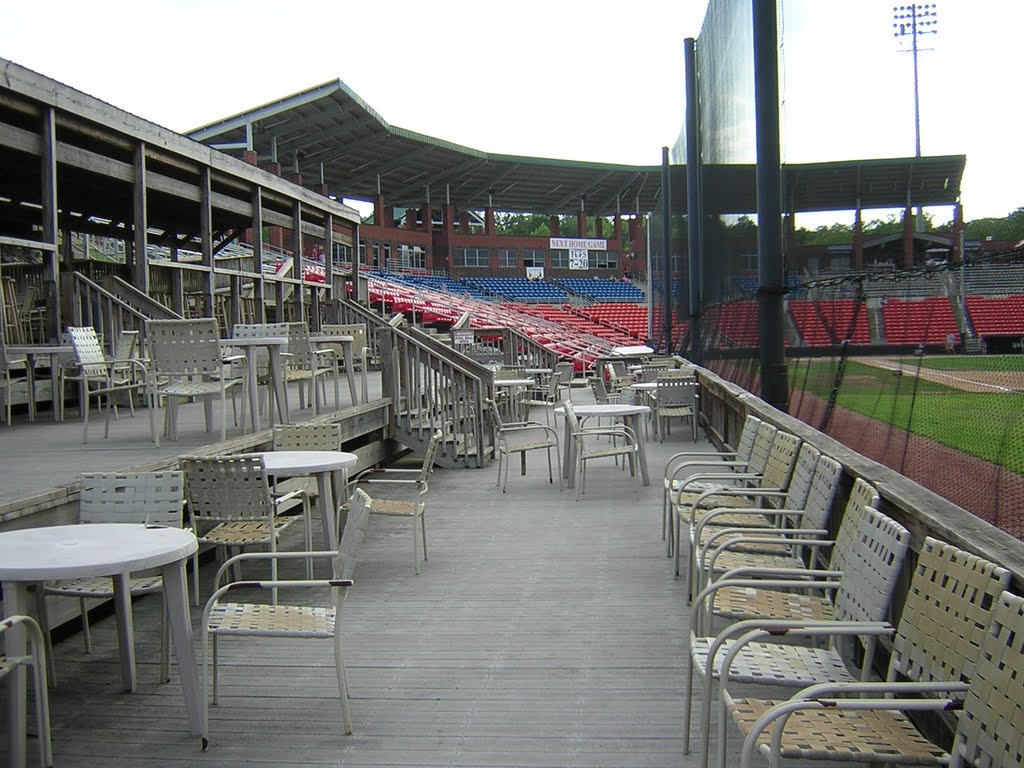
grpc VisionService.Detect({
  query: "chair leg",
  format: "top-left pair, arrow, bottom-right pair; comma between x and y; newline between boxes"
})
80,596 -> 93,653
333,629 -> 354,735
34,585 -> 58,688
412,516 -> 420,575
420,510 -> 428,564
159,593 -> 170,683
24,618 -> 53,768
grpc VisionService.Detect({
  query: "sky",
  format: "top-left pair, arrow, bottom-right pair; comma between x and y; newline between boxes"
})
1,0 -> 1020,228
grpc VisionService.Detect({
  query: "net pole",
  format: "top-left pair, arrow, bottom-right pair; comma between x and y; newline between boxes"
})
752,0 -> 789,408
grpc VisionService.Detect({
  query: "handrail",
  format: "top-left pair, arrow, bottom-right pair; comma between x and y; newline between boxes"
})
68,272 -> 165,351
101,276 -> 182,321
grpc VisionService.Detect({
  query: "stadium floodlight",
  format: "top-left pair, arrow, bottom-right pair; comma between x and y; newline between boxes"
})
893,3 -> 939,159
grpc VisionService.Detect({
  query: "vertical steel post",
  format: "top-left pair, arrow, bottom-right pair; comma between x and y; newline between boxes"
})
660,146 -> 673,353
684,37 -> 703,364
753,0 -> 789,408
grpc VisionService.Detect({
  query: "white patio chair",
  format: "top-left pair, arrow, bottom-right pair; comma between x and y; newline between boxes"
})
692,448 -> 843,600
284,322 -> 338,415
519,374 -> 562,426
1,614 -> 52,768
0,326 -> 27,425
230,321 -> 291,420
180,454 -> 312,605
199,487 -> 372,747
147,318 -> 245,444
732,540 -> 1013,768
271,421 -> 346,527
38,471 -> 188,685
660,414 -> 762,545
675,428 -> 801,582
486,398 -> 561,493
687,502 -> 911,766
653,375 -> 698,442
320,322 -> 369,402
562,398 -> 639,501
348,430 -> 442,574
63,326 -> 156,444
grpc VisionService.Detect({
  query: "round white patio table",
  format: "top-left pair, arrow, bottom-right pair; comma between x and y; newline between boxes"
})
559,403 -> 652,489
308,334 -> 360,406
259,450 -> 358,548
222,336 -> 289,432
0,523 -> 202,766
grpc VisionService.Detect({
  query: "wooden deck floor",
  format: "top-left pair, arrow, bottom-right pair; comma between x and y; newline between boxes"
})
0,381 -> 764,767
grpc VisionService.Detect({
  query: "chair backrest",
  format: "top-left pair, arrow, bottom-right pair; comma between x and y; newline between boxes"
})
148,319 -> 223,375
746,421 -> 778,476
779,442 -> 821,512
0,326 -> 10,372
113,330 -> 139,361
756,431 -> 801,491
232,322 -> 290,342
493,367 -> 526,380
321,323 -> 367,354
561,398 -> 582,436
284,322 -> 318,368
179,454 -> 273,524
792,453 -> 843,525
485,397 -> 506,432
79,471 -> 184,528
889,537 -> 1012,687
588,376 -> 614,404
733,414 -> 762,464
953,590 -> 1024,767
417,430 -> 443,485
335,487 -> 372,581
554,361 -> 574,385
655,376 -> 697,408
832,506 -> 910,625
68,326 -> 108,379
273,422 -> 343,451
828,477 -> 881,575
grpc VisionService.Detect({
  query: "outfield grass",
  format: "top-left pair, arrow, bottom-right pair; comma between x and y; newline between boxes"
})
789,358 -> 1024,472
916,355 -> 1024,373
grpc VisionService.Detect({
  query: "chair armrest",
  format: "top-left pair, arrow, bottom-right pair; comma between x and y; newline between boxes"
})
213,549 -> 339,588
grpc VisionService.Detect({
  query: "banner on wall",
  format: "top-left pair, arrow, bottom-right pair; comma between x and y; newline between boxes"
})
568,249 -> 589,270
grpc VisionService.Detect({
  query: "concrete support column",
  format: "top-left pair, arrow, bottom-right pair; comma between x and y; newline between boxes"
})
853,207 -> 864,269
459,211 -> 470,234
484,206 -> 495,237
595,218 -> 604,238
549,215 -> 560,237
577,210 -> 587,238
421,203 -> 432,232
902,207 -> 915,269
952,202 -> 964,263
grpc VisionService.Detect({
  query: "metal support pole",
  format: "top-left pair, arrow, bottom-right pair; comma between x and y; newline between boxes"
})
660,147 -> 673,353
753,0 -> 789,408
684,37 -> 702,364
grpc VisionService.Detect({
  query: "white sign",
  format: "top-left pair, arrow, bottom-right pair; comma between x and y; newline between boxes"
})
569,249 -> 589,270
452,330 -> 475,346
526,266 -> 545,280
550,237 -> 607,251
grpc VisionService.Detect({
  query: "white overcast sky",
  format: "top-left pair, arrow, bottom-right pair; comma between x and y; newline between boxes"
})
1,0 -> 1020,226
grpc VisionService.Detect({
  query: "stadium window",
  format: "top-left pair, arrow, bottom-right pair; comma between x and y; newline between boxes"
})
332,242 -> 353,267
454,247 -> 490,267
592,251 -> 618,269
498,248 -> 517,267
371,241 -> 380,268
529,249 -> 552,268
358,240 -> 367,265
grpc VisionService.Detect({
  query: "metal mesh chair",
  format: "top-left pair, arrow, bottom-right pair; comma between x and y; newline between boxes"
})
180,454 -> 312,605
0,326 -> 27,426
148,319 -> 245,444
562,398 -> 639,502
486,398 -> 561,493
349,430 -> 442,574
39,471 -> 188,685
653,376 -> 698,442
284,322 -> 338,415
199,487 -> 372,747
63,326 -> 155,443
731,539 -> 1013,768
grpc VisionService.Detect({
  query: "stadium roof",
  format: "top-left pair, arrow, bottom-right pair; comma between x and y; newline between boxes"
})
188,79 -> 965,217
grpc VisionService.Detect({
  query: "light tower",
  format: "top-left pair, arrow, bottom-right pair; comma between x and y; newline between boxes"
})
893,3 -> 938,228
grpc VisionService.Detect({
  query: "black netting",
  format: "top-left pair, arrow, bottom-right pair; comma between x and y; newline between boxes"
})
697,248 -> 1024,540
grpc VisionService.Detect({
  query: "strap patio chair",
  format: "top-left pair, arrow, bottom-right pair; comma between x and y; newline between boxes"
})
660,414 -> 762,546
674,427 -> 801,581
730,540 -> 1013,768
562,398 -> 639,502
63,326 -> 155,444
519,374 -> 562,426
147,318 -> 246,444
486,398 -> 561,493
348,430 -> 442,574
284,322 -> 339,416
0,326 -> 27,426
320,322 -> 369,402
653,375 -> 698,442
686,500 -> 912,766
691,448 -> 843,600
199,487 -> 372,747
179,454 -> 312,606
38,471 -> 189,685
230,321 -> 292,421
1,614 -> 52,768
271,421 -> 346,526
